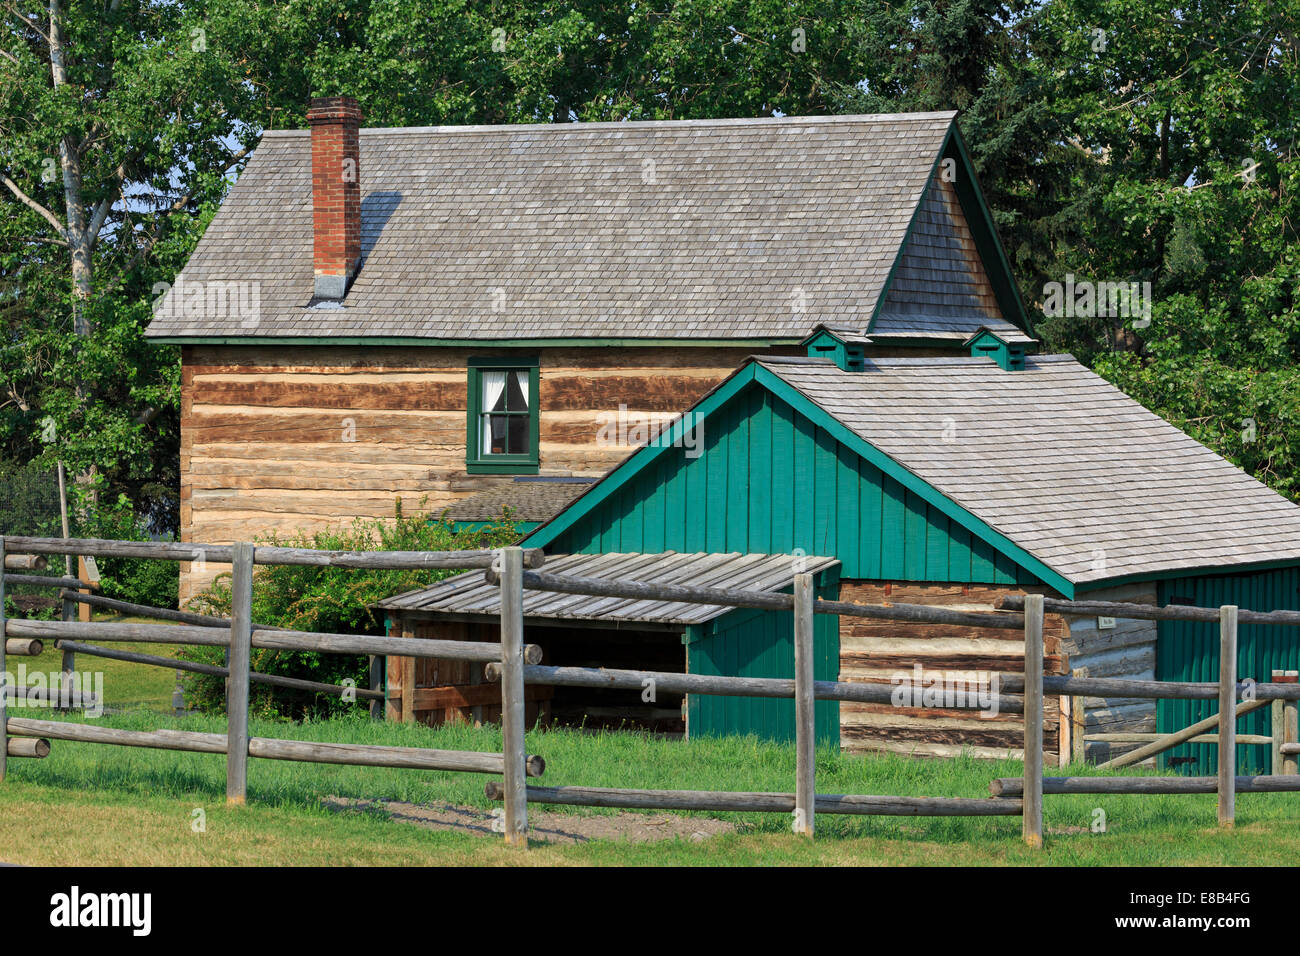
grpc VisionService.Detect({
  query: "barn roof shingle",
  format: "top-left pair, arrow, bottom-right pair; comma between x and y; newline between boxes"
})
145,112 -> 974,342
757,355 -> 1300,585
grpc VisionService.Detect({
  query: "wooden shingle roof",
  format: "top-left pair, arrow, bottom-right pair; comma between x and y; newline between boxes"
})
376,551 -> 839,624
146,112 -> 967,342
759,355 -> 1300,585
443,479 -> 594,522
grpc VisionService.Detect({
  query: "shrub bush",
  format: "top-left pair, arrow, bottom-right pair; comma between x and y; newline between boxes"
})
182,501 -> 522,720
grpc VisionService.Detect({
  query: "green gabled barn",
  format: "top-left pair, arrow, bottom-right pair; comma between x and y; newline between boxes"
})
384,345 -> 1300,770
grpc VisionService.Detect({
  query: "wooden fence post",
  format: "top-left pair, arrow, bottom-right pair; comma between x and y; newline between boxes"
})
1271,670 -> 1285,774
498,546 -> 528,847
1217,605 -> 1237,827
1022,593 -> 1044,848
1070,694 -> 1085,767
1286,687 -> 1299,777
1,535 -> 7,783
793,572 -> 815,838
226,542 -> 253,805
59,590 -> 76,711
369,655 -> 382,720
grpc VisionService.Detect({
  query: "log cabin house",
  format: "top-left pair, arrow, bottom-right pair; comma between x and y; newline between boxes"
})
145,97 -> 1027,606
150,97 -> 1300,771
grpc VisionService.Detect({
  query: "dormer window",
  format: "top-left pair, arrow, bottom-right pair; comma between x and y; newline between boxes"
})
467,357 -> 539,474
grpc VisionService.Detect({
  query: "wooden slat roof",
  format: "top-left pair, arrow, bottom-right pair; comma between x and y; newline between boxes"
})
760,355 -> 1300,585
376,551 -> 839,625
145,112 -> 962,341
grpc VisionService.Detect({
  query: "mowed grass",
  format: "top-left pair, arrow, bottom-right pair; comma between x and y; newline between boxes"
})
2,709 -> 1300,865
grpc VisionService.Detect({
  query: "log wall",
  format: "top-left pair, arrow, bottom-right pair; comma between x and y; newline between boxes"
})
179,344 -> 786,601
837,580 -> 1067,762
1057,581 -> 1159,764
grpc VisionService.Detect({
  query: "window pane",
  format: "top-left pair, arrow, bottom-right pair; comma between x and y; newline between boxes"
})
481,371 -> 509,414
507,413 -> 528,454
485,414 -> 510,454
502,370 -> 526,412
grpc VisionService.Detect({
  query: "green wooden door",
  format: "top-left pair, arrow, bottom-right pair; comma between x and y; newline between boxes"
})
686,597 -> 840,747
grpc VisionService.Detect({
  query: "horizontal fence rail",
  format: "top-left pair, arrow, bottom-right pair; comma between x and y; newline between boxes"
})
58,640 -> 383,702
1,536 -> 545,570
483,662 -> 1027,713
483,567 -> 1025,629
484,781 -> 1023,816
2,574 -> 95,590
4,619 -> 543,663
3,717 -> 544,776
991,774 -> 1300,796
997,593 -> 1300,627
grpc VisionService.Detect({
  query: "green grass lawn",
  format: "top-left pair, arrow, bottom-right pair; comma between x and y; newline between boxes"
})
4,612 -> 1298,865
2,707 -> 1299,865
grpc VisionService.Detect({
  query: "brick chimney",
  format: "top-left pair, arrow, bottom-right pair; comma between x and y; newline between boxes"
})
307,96 -> 363,301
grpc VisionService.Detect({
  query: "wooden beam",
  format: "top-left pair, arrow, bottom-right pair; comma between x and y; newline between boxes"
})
992,774 -> 1300,796
999,593 -> 1300,629
498,547 -> 529,847
484,568 -> 1025,630
226,542 -> 253,806
1218,605 -> 1237,827
485,782 -> 1022,816
793,572 -> 815,838
1022,593 -> 1044,848
2,554 -> 47,571
2,536 -> 544,570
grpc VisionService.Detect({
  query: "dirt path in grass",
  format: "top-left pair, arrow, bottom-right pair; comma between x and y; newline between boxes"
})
322,796 -> 737,845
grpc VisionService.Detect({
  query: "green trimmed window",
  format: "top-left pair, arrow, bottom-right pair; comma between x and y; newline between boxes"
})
467,357 -> 539,474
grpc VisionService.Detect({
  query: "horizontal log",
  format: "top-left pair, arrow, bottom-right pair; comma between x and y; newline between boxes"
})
7,619 -> 542,663
2,574 -> 94,590
248,737 -> 543,777
5,638 -> 42,657
998,594 -> 1300,628
1280,743 -> 1300,756
1086,733 -> 1272,745
7,737 -> 50,758
991,775 -> 1300,796
996,672 -> 1300,702
484,569 -> 1024,630
252,629 -> 543,664
8,619 -> 229,648
59,590 -> 283,631
3,554 -> 47,571
4,717 -> 227,754
1,536 -> 544,570
4,717 -> 541,776
484,782 -> 1021,816
57,641 -> 384,701
483,662 -> 1025,713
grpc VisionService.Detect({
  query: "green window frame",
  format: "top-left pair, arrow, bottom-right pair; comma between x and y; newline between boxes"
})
466,356 -> 540,474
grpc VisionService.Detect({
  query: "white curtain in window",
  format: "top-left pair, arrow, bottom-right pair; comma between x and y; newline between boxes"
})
480,371 -> 508,453
515,369 -> 529,408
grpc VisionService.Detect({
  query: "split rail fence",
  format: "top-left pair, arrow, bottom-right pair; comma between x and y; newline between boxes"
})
4,536 -> 1300,850
0,536 -> 547,828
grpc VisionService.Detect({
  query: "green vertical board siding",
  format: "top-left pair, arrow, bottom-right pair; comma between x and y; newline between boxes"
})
687,578 -> 840,746
1156,568 -> 1300,774
549,383 -> 1043,585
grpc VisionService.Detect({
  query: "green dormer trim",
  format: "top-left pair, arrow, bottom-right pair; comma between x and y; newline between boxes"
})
966,328 -> 1026,371
801,328 -> 866,371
